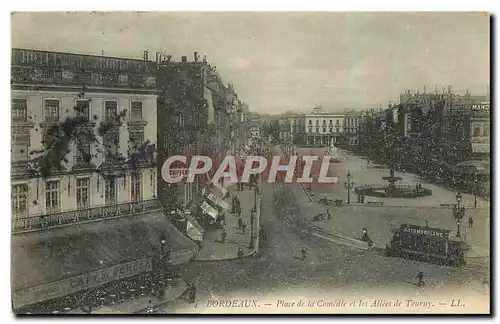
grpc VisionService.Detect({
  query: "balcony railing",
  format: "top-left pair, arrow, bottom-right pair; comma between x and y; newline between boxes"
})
11,66 -> 156,90
11,161 -> 30,177
11,199 -> 161,234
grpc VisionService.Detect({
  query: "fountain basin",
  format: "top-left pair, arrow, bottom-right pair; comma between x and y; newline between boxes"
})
354,184 -> 433,198
382,176 -> 402,182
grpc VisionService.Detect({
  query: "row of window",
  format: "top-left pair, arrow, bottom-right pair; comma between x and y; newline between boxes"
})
11,127 -> 145,164
11,98 -> 144,122
11,174 -> 143,217
12,66 -> 157,88
308,120 -> 341,126
304,119 -> 360,126
307,127 -> 360,134
472,124 -> 490,137
13,49 -> 155,73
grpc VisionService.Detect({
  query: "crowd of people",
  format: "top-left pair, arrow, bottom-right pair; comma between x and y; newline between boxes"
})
17,270 -> 185,314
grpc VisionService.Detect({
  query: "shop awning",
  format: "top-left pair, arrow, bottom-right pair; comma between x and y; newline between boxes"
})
200,201 -> 218,220
11,210 -> 198,308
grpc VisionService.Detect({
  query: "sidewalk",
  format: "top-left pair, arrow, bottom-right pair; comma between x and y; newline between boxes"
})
66,278 -> 187,314
196,180 -> 261,261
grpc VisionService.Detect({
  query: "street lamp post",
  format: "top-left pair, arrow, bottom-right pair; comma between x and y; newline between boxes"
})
454,192 -> 464,238
474,172 -> 478,208
308,149 -> 313,192
344,171 -> 354,204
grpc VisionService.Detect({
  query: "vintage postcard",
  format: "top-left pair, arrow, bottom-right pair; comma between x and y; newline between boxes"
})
10,12 -> 490,315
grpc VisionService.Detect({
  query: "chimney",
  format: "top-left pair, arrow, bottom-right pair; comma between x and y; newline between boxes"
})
181,56 -> 187,63
194,52 -> 198,62
143,51 -> 149,61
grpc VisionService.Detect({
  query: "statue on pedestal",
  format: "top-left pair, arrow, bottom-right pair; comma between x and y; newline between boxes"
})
325,138 -> 338,161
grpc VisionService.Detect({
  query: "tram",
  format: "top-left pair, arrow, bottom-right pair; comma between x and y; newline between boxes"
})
385,224 -> 471,266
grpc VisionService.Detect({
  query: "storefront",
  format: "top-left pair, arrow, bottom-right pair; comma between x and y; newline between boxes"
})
11,210 -> 198,310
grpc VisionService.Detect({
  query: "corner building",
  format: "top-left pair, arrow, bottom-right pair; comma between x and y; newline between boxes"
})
11,49 -> 197,312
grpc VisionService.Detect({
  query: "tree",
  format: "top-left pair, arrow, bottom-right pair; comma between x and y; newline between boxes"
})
28,88 -> 156,180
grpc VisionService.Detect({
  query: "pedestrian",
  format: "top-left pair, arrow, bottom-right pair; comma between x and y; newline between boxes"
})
326,209 -> 331,220
241,223 -> 247,235
188,284 -> 197,304
237,205 -> 242,217
232,196 -> 236,213
220,229 -> 227,243
301,247 -> 307,260
367,238 -> 373,251
482,277 -> 489,289
237,247 -> 244,263
362,228 -> 368,241
238,218 -> 243,230
468,217 -> 474,228
416,271 -> 424,287
146,300 -> 154,314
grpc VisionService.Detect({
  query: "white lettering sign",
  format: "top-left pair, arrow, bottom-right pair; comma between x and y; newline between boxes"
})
12,258 -> 152,309
402,227 -> 449,238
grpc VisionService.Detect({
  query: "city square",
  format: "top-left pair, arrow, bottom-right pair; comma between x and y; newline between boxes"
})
9,12 -> 490,315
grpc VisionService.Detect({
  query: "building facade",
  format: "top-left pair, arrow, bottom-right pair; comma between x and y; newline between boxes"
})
155,52 -> 249,231
277,107 -> 365,147
10,49 -> 201,312
11,48 -> 158,232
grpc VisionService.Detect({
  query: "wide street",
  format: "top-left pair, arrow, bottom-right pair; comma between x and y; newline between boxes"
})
153,150 -> 489,313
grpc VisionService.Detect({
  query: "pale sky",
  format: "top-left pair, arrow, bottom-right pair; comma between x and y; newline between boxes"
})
11,12 -> 490,114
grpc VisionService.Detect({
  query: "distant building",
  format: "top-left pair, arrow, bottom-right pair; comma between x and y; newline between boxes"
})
278,106 -> 364,147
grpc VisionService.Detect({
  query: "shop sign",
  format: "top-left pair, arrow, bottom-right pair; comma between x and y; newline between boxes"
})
12,258 -> 152,309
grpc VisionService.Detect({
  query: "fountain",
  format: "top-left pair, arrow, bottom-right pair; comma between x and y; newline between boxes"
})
382,169 -> 402,196
354,168 -> 432,198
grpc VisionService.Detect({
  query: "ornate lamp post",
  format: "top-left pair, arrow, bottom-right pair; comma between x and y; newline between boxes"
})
454,192 -> 465,238
344,171 -> 354,204
308,149 -> 313,192
474,172 -> 478,208
249,183 -> 259,249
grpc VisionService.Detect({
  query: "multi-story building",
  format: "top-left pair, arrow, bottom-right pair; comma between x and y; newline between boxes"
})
247,112 -> 261,139
11,48 -> 158,231
156,52 -> 209,215
11,49 -> 198,312
156,52 -> 246,231
341,109 -> 364,147
397,88 -> 490,161
469,100 -> 490,157
279,106 -> 357,147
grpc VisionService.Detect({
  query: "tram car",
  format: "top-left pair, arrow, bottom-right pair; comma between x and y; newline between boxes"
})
385,224 -> 471,266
